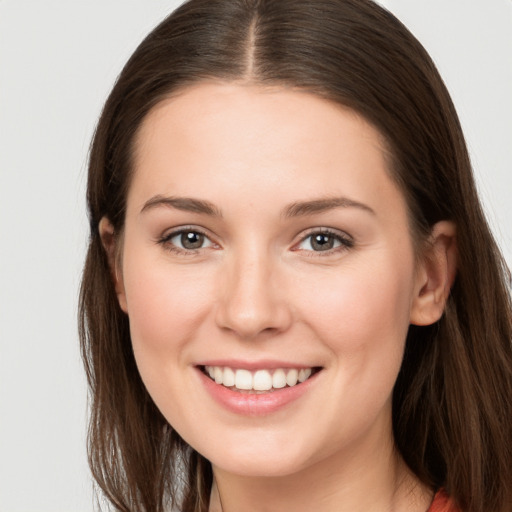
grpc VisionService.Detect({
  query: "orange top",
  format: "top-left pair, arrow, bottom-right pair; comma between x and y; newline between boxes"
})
428,489 -> 460,512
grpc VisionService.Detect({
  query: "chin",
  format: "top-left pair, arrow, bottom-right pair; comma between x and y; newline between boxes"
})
201,438 -> 318,478
211,458 -> 307,478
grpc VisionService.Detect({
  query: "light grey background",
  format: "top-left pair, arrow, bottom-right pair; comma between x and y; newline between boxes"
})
1,1 -> 510,510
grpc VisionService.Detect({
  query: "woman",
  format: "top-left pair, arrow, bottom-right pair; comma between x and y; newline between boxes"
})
79,0 -> 512,511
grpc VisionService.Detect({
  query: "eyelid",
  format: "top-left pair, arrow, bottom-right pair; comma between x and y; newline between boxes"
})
157,225 -> 219,253
292,227 -> 354,254
156,225 -> 353,256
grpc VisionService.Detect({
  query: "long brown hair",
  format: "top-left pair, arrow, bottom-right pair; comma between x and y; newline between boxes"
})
79,1 -> 512,510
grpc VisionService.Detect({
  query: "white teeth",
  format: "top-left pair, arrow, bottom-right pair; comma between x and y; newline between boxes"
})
272,369 -> 287,389
204,365 -> 315,391
235,369 -> 253,390
253,370 -> 272,391
223,367 -> 235,387
286,368 -> 298,386
298,368 -> 312,383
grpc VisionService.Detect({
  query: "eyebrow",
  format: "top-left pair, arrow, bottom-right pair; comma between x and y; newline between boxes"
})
140,194 -> 375,218
283,197 -> 376,218
140,195 -> 223,217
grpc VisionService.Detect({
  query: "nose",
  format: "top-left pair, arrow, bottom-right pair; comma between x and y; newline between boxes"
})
214,248 -> 292,340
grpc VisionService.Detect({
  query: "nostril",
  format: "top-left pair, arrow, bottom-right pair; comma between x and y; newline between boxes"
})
214,297 -> 293,340
214,264 -> 292,338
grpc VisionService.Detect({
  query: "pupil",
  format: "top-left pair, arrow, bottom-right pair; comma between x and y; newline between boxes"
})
312,234 -> 333,251
181,231 -> 203,249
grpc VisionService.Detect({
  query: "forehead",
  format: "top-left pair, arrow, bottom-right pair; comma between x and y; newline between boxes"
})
128,82 -> 404,222
134,82 -> 389,164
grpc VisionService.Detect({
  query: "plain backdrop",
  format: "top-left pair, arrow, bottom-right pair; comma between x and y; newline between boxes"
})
0,1 -> 510,510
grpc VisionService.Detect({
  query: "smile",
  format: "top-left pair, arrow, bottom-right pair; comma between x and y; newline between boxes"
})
203,366 -> 315,393
197,364 -> 322,415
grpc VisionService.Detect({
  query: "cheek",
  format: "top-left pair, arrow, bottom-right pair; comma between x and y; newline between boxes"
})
298,254 -> 415,368
121,253 -> 217,422
121,250 -> 214,358
291,256 -> 415,447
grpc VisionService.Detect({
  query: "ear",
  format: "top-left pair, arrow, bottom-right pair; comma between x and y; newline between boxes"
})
99,217 -> 128,313
410,221 -> 457,326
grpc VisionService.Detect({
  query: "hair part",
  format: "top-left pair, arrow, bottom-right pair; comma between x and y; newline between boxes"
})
80,1 -> 512,511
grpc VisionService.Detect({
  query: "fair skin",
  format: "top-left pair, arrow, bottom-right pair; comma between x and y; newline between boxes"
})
100,83 -> 456,512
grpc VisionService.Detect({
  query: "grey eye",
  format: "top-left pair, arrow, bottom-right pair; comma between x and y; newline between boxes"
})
299,232 -> 341,251
170,230 -> 212,250
310,233 -> 336,251
182,231 -> 204,249
296,230 -> 353,253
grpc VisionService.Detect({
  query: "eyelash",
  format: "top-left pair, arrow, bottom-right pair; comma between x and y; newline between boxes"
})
294,228 -> 354,256
157,226 -> 215,255
157,227 -> 354,256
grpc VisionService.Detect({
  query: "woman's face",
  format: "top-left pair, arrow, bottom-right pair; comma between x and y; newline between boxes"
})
115,83 -> 427,477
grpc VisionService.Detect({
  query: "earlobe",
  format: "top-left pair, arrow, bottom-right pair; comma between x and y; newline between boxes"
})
410,221 -> 457,326
99,217 -> 128,313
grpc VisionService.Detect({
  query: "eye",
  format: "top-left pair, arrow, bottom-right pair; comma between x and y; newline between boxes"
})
173,231 -> 211,250
159,228 -> 215,253
296,230 -> 353,253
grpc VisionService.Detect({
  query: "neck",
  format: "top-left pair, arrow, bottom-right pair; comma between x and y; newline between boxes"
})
209,420 -> 432,512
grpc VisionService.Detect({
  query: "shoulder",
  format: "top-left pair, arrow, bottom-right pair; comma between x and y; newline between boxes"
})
428,489 -> 461,512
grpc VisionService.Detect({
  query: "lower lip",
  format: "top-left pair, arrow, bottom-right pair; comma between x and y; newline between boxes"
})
196,368 -> 319,416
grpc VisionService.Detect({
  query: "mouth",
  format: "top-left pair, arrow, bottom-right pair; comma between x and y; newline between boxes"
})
200,365 -> 321,394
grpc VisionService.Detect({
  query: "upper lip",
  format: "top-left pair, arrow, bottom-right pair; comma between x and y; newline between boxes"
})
195,359 -> 320,371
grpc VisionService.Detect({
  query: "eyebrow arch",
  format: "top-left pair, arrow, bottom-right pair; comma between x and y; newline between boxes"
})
140,195 -> 223,217
283,197 -> 376,218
